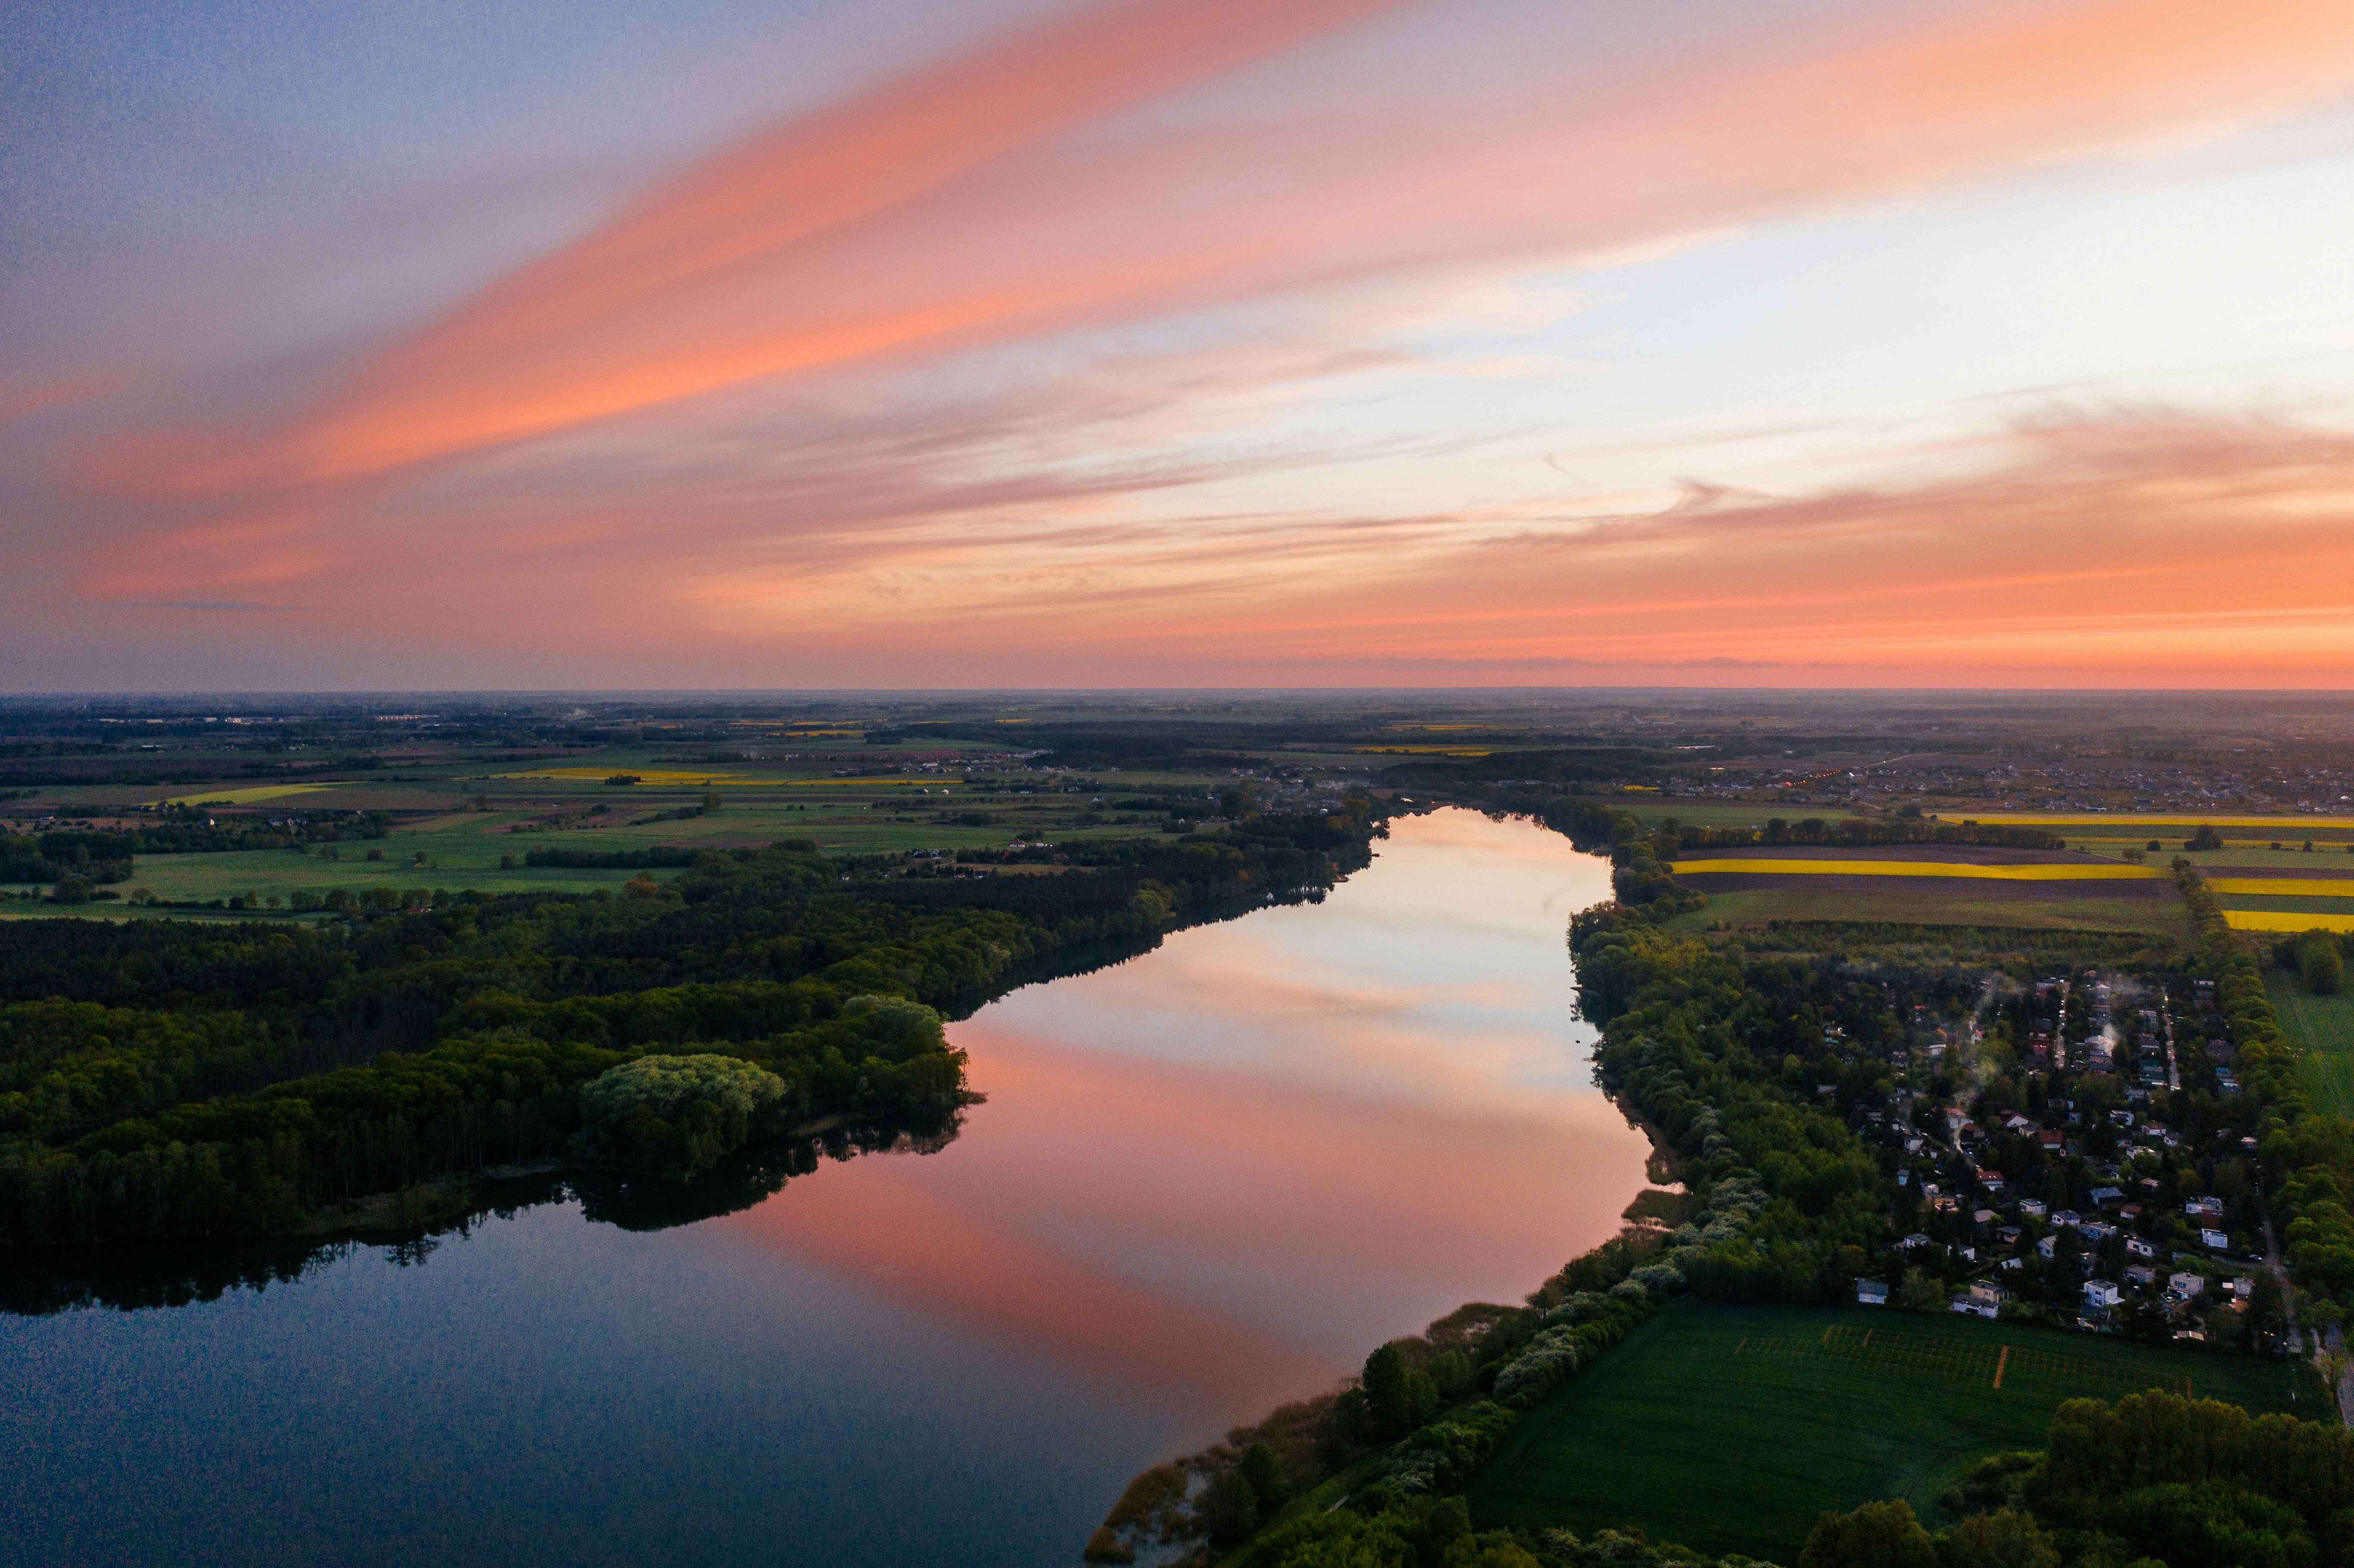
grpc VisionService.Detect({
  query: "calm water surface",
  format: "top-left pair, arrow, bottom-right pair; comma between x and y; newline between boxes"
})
1,809 -> 1651,1567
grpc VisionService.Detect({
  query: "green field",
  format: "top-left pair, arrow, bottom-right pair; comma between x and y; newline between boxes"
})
1660,881 -> 2189,941
1,747 -> 1239,913
1466,1300 -> 2319,1562
2271,973 -> 2354,1118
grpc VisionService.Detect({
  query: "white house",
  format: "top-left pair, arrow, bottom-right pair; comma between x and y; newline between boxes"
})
2167,1272 -> 2205,1300
2084,1279 -> 2123,1311
1857,1280 -> 1890,1306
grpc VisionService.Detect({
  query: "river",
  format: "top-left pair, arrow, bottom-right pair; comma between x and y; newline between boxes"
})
0,808 -> 1653,1567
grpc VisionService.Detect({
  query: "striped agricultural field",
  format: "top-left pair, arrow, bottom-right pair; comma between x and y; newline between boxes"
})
1669,859 -> 2160,881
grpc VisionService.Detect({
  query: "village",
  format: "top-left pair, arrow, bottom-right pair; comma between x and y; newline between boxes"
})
1839,965 -> 2278,1344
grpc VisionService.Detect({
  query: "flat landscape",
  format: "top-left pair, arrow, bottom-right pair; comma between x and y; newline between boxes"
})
2272,973 -> 2354,1117
1467,1300 -> 2322,1562
1659,844 -> 2193,942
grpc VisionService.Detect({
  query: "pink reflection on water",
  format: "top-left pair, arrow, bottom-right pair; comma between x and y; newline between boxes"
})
723,810 -> 1654,1414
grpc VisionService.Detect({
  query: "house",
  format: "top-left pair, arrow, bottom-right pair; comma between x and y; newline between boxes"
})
2201,1228 -> 2230,1250
1977,1169 -> 2005,1192
2037,1235 -> 2058,1260
2084,1279 -> 2123,1311
1996,1226 -> 2023,1247
2167,1272 -> 2205,1300
2090,1186 -> 2124,1207
2080,1222 -> 2117,1243
2186,1196 -> 2224,1219
1857,1279 -> 1889,1306
2125,1264 -> 2158,1288
2127,1236 -> 2158,1259
1953,1282 -> 2005,1320
2052,1210 -> 2083,1229
1900,1232 -> 1934,1252
2019,1199 -> 2048,1219
2229,1277 -> 2255,1300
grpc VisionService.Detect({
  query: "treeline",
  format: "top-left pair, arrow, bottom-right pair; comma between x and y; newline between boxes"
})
1380,749 -> 1686,795
2176,862 -> 2354,1316
1549,794 -> 1895,1300
525,846 -> 708,869
0,815 -> 1379,1247
1696,815 -> 2064,850
1087,1220 -> 1680,1565
0,814 -> 394,887
1794,1387 -> 2351,1568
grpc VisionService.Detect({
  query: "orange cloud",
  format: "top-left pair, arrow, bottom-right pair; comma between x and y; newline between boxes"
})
50,0 -> 2354,684
192,0 -> 2352,485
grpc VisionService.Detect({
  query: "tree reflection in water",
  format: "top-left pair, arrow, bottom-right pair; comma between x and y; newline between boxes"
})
0,1111 -> 965,1318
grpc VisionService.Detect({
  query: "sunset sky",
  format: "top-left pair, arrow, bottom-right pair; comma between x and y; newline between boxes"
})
7,0 -> 2354,689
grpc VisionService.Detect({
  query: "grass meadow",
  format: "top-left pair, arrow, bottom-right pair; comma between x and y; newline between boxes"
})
2271,974 -> 2354,1118
1465,1300 -> 2320,1562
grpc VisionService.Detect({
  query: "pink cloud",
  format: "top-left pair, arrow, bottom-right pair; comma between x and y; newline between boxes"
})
35,0 -> 2354,685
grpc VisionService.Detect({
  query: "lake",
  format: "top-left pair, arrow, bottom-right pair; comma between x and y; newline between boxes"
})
0,808 -> 1652,1567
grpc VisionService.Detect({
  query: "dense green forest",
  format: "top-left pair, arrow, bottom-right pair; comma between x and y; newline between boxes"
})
0,809 -> 1375,1247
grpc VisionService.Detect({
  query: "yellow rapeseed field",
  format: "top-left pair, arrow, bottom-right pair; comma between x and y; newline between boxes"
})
2224,911 -> 2354,933
2210,879 -> 2354,898
162,783 -> 339,806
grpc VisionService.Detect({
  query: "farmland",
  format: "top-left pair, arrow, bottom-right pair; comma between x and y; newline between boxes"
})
0,734 -> 1324,915
1466,1300 -> 2321,1562
1669,857 -> 2160,881
2225,910 -> 2354,933
2271,973 -> 2354,1117
1660,845 -> 2192,941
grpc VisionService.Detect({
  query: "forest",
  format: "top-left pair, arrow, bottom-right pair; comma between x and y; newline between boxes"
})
0,805 -> 1377,1247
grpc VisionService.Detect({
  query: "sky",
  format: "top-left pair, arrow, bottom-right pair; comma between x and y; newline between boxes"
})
6,0 -> 2354,691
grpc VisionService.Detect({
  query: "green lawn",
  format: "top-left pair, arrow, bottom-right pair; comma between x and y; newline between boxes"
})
1466,1300 -> 2319,1562
2270,974 -> 2354,1118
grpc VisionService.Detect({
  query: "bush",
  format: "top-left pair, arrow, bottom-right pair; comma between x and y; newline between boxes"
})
570,1054 -> 790,1179
2303,933 -> 2344,996
1799,1500 -> 1935,1568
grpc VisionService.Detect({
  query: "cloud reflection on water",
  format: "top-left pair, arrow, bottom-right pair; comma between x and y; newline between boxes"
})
725,809 -> 1653,1414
